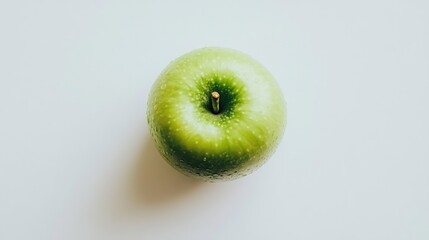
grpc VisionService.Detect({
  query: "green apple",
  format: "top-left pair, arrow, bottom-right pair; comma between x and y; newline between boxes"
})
147,47 -> 286,181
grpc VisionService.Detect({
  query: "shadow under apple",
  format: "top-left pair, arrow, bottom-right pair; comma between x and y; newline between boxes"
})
129,137 -> 203,206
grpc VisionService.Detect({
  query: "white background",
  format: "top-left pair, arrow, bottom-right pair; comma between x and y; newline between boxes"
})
1,1 -> 428,239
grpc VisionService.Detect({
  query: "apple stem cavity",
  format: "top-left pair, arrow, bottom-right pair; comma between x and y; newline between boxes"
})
211,91 -> 220,114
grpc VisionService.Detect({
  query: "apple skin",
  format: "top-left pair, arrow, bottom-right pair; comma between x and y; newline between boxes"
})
147,47 -> 286,181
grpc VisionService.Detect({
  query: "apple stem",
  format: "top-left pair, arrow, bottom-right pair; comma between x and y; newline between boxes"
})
211,91 -> 220,114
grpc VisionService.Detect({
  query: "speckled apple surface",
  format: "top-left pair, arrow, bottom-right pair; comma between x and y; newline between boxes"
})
147,48 -> 286,180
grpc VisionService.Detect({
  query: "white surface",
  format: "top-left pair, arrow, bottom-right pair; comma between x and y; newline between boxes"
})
1,1 -> 428,239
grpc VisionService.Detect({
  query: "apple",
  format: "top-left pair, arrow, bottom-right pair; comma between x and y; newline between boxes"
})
147,47 -> 286,181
